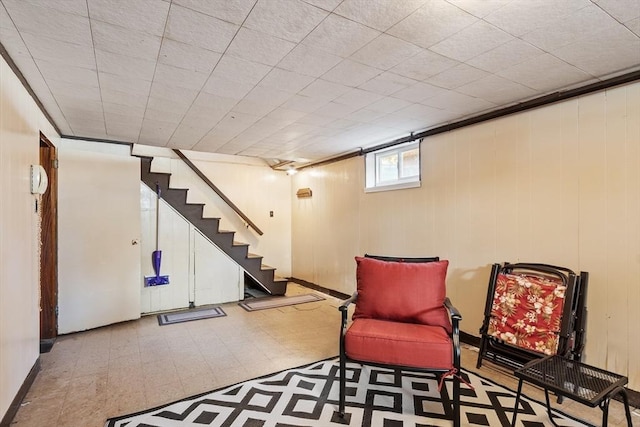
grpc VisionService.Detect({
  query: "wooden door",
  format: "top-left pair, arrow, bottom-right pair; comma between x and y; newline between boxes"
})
39,133 -> 57,339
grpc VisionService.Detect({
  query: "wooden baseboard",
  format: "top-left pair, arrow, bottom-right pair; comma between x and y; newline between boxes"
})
0,358 -> 40,427
288,277 -> 351,300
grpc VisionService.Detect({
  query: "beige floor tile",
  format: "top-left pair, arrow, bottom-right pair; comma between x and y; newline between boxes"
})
8,282 -> 637,426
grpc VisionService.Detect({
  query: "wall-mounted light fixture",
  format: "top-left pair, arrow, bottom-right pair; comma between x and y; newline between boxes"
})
296,188 -> 312,198
286,168 -> 297,176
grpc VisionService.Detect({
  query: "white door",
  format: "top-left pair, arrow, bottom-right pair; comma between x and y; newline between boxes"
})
57,146 -> 141,333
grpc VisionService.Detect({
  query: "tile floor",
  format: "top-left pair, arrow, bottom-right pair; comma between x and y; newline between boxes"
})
10,283 -> 639,426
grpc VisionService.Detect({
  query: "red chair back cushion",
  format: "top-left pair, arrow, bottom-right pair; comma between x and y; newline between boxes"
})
353,256 -> 451,333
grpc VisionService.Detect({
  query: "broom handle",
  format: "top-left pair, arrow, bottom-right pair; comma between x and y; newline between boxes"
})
155,183 -> 161,251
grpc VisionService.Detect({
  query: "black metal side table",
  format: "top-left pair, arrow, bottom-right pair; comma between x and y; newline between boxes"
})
512,355 -> 633,427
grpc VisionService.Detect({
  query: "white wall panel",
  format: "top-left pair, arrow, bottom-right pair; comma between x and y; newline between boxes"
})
193,230 -> 242,305
291,80 -> 640,390
0,56 -> 59,420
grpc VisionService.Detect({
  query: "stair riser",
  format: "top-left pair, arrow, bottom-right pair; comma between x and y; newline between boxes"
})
140,157 -> 286,296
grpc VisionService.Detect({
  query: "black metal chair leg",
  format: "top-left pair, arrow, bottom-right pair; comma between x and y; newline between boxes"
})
511,379 -> 523,426
453,375 -> 460,427
339,353 -> 346,417
601,397 -> 610,427
544,389 -> 561,427
620,388 -> 633,427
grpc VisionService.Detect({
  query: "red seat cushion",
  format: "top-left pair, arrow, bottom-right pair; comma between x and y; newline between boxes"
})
353,256 -> 451,333
345,318 -> 454,370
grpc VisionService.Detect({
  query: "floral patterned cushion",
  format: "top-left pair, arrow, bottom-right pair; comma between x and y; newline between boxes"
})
488,272 -> 566,355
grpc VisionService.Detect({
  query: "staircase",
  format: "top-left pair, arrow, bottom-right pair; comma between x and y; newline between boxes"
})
140,156 -> 287,296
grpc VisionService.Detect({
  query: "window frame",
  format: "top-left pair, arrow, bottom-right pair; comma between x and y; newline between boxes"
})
365,140 -> 421,193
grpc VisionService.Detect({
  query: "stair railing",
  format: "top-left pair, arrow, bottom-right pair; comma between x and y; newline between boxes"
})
173,149 -> 264,236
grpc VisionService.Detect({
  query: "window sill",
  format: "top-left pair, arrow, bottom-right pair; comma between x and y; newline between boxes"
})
365,180 -> 421,193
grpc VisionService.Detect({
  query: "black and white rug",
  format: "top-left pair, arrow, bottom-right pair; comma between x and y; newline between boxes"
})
105,359 -> 593,427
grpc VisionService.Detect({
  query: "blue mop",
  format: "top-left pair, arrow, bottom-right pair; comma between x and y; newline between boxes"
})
145,183 -> 170,286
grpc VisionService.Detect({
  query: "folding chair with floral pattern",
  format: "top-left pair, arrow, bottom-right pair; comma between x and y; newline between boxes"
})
477,263 -> 588,370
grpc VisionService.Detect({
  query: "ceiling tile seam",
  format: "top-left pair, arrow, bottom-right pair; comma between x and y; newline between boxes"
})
0,2 -> 73,135
86,0 -> 110,138
167,0 -> 255,28
173,0 -> 272,151
331,0 -> 427,33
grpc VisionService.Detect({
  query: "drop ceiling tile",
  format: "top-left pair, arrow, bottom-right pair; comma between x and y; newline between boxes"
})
231,99 -> 276,116
358,72 -> 417,96
366,96 -> 413,113
191,92 -> 238,112
626,17 -> 640,36
467,38 -> 545,73
35,59 -> 98,87
168,124 -> 210,149
102,101 -> 146,118
88,0 -> 169,36
344,108 -> 388,123
266,107 -> 308,123
280,94 -> 330,113
595,0 -> 640,23
99,72 -> 152,96
202,75 -> 254,99
258,68 -> 315,93
430,20 -> 513,62
522,4 -> 622,52
105,111 -> 144,127
390,49 -> 459,81
144,107 -> 186,124
425,63 -> 489,89
484,0 -> 591,37
21,33 -> 95,68
138,119 -> 178,145
333,88 -> 385,109
181,105 -> 228,127
63,107 -> 104,121
149,81 -> 199,104
47,79 -> 101,101
226,27 -> 296,66
95,49 -> 156,80
172,0 -> 256,25
445,0 -> 512,18
387,1 -> 477,48
321,59 -> 381,87
498,53 -> 592,91
421,91 -> 495,114
350,34 -> 422,70
334,0 -> 428,31
294,113 -> 336,126
244,0 -> 327,42
244,85 -> 294,106
299,79 -> 352,100
457,74 -> 537,105
391,81 -> 449,103
277,43 -> 343,77
302,13 -> 380,57
101,88 -> 148,112
147,96 -> 192,114
3,0 -> 92,45
551,26 -> 640,76
312,101 -> 360,119
166,4 -> 238,53
91,20 -> 161,61
19,0 -> 89,17
154,63 -> 209,90
158,39 -> 221,74
212,56 -> 272,85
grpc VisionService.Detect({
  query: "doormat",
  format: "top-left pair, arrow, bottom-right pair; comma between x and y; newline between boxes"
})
238,293 -> 325,311
157,306 -> 226,326
105,358 -> 594,427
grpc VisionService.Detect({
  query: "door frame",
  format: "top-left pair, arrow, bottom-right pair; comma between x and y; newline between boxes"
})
39,132 -> 58,341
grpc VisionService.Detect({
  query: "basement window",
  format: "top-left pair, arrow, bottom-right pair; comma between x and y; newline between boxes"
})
365,140 -> 421,192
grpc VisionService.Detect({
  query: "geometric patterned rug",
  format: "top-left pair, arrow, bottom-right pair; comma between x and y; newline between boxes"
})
105,359 -> 594,427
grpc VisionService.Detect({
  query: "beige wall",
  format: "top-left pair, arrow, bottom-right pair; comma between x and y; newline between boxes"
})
0,56 -> 59,419
291,81 -> 640,390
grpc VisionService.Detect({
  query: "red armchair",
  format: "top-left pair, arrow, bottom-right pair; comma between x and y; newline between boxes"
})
338,255 -> 462,427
